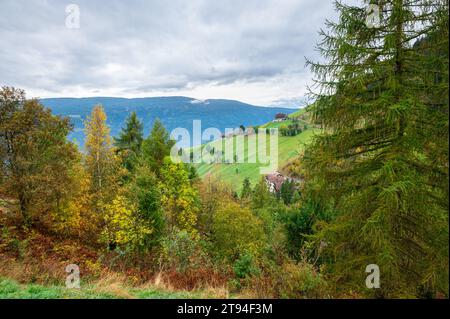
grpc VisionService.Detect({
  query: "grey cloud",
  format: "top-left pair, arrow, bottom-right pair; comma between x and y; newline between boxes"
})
0,0 -> 340,104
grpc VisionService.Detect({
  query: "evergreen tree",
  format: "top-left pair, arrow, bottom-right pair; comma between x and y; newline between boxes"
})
142,118 -> 175,173
127,164 -> 164,249
305,0 -> 449,297
240,177 -> 252,199
251,177 -> 273,209
280,179 -> 295,205
114,111 -> 143,172
186,164 -> 199,183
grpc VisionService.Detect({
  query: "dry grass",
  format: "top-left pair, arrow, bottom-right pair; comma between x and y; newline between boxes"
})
0,225 -> 231,298
0,205 -> 232,298
90,272 -> 134,298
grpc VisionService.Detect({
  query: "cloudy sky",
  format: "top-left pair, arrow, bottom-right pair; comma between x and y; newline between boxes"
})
0,0 -> 343,107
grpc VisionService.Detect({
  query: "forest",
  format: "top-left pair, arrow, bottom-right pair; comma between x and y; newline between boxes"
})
0,0 -> 448,299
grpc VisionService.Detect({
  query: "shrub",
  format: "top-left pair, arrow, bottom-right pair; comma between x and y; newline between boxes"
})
233,251 -> 260,280
277,261 -> 329,298
211,201 -> 266,261
159,230 -> 209,273
230,251 -> 262,290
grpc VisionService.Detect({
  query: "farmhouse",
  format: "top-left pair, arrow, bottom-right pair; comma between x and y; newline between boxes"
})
264,172 -> 287,193
273,113 -> 288,122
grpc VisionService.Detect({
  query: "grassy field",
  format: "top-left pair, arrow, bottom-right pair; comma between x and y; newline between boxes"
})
194,128 -> 319,191
191,106 -> 318,191
0,277 -> 224,299
260,107 -> 309,129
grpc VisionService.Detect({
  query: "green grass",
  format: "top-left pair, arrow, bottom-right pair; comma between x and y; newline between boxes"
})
194,128 -> 319,191
260,107 -> 309,129
187,105 -> 319,191
0,277 -> 211,299
287,107 -> 308,118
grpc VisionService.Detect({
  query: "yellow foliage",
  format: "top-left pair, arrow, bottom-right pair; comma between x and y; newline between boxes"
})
212,201 -> 266,260
52,160 -> 100,241
84,105 -> 123,205
158,158 -> 199,238
101,195 -> 153,250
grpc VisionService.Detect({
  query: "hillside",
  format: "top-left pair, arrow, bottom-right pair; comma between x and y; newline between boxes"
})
40,97 -> 295,148
194,106 -> 319,191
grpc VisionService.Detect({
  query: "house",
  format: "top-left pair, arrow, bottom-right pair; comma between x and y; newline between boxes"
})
273,113 -> 288,122
264,172 -> 288,193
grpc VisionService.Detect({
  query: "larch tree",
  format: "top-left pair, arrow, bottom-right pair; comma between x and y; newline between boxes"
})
304,0 -> 448,297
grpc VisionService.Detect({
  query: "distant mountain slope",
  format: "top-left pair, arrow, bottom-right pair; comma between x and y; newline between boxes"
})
40,97 -> 295,148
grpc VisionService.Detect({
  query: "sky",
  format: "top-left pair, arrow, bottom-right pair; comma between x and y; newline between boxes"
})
0,0 -> 343,107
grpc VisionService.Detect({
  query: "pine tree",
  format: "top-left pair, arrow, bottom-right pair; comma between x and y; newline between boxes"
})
142,118 -> 175,173
304,0 -> 448,297
240,177 -> 252,199
114,111 -> 144,172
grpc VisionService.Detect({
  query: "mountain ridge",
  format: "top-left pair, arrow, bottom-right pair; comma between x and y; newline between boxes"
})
40,96 -> 296,148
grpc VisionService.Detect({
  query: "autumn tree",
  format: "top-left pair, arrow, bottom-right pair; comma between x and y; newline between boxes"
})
84,105 -> 121,206
197,176 -> 234,237
212,200 -> 266,261
126,164 -> 164,249
158,157 -> 200,237
0,87 -> 78,226
53,157 -> 100,241
101,195 -> 154,252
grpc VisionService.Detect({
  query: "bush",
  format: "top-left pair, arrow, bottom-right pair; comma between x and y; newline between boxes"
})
230,251 -> 261,290
233,251 -> 260,280
211,201 -> 266,261
159,230 -> 209,273
277,261 -> 329,298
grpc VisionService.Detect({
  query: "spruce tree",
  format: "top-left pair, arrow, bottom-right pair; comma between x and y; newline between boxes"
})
305,0 -> 448,297
142,118 -> 175,173
114,111 -> 144,172
240,177 -> 252,199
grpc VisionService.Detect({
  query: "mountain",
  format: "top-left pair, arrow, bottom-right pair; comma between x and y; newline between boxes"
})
40,97 -> 295,149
